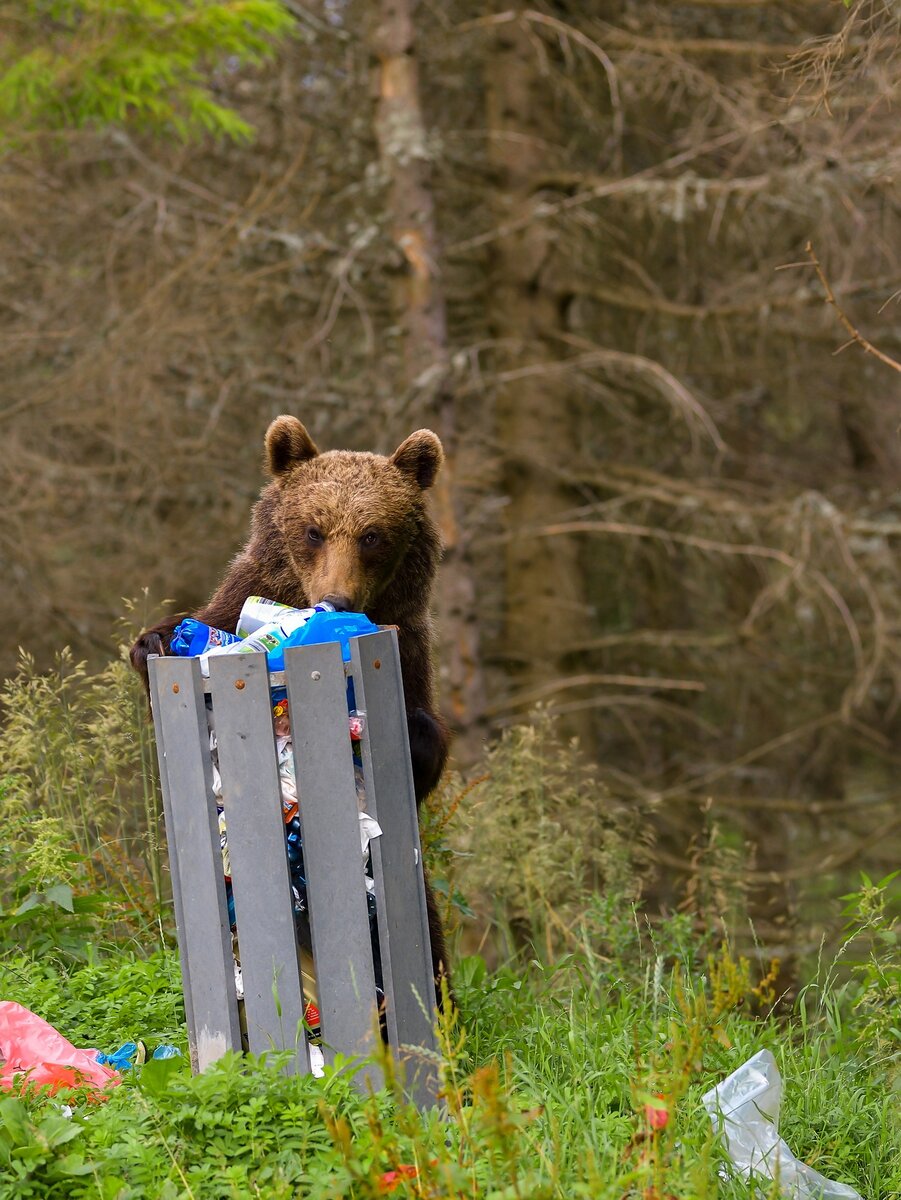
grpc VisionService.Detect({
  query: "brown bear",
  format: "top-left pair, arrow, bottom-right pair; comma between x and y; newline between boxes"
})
130,415 -> 452,993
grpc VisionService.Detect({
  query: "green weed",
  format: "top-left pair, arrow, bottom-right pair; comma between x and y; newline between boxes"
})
0,641 -> 165,955
452,709 -> 649,962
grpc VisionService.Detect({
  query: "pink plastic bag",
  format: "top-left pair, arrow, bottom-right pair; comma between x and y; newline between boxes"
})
0,1001 -> 120,1096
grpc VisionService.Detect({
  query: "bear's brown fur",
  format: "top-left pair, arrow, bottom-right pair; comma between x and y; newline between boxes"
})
131,416 -> 452,993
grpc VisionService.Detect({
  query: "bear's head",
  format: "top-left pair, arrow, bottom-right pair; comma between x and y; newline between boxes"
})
260,415 -> 444,617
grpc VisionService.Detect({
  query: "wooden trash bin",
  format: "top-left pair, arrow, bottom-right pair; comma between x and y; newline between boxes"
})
148,628 -> 438,1107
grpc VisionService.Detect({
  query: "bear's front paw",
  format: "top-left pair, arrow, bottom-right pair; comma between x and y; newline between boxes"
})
407,707 -> 450,805
130,625 -> 173,686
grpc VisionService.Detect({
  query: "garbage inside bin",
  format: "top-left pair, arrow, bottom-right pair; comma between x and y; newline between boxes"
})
172,600 -> 387,1042
287,608 -> 379,661
702,1048 -> 863,1200
170,619 -> 242,657
235,595 -> 380,661
236,596 -> 305,638
210,689 -> 383,1011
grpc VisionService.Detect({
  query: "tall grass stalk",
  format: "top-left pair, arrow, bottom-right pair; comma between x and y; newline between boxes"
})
0,641 -> 165,946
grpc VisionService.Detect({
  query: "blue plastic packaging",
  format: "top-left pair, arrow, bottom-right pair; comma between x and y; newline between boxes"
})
285,610 -> 379,662
169,601 -> 378,673
94,1042 -> 179,1070
171,619 -> 241,657
232,608 -> 379,671
151,1045 -> 181,1061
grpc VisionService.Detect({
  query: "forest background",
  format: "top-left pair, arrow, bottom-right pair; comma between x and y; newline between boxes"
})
1,0 -> 899,967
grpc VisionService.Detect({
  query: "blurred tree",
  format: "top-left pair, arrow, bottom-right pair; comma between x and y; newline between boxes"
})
1,0 -> 899,954
482,11 -> 594,743
368,0 -> 485,748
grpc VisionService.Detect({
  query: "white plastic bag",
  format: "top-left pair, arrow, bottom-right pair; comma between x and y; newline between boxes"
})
702,1049 -> 863,1200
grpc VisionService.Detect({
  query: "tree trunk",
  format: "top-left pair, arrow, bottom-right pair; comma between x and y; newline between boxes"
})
484,17 -> 592,741
369,0 -> 485,757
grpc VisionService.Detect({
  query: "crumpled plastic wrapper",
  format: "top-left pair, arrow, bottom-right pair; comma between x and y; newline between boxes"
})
702,1048 -> 863,1200
0,1002 -> 120,1096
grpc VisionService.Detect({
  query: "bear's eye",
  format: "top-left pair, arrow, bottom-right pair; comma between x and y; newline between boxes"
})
306,526 -> 324,546
360,530 -> 381,549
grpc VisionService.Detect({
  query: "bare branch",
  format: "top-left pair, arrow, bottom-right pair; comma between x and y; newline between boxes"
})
805,240 -> 901,375
487,671 -> 706,717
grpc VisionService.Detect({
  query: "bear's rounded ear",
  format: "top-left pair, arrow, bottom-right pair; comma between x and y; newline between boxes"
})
265,416 -> 320,476
389,429 -> 444,490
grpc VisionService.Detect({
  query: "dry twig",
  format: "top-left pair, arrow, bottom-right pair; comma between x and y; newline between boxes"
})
805,240 -> 901,375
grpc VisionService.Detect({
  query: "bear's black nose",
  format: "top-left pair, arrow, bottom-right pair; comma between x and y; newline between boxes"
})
321,594 -> 353,612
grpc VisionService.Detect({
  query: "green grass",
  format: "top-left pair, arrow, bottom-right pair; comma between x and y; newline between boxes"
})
0,933 -> 897,1200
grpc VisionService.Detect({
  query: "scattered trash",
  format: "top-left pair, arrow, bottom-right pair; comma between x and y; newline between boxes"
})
95,1041 -> 143,1071
95,1042 -> 180,1071
309,1044 -> 325,1078
378,1163 -> 419,1193
702,1048 -> 863,1200
151,1044 -> 181,1061
0,1002 -> 119,1096
644,1095 -> 669,1131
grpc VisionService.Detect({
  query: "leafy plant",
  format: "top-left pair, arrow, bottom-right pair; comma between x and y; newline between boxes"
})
0,0 -> 295,146
453,708 -> 649,959
0,948 -> 185,1053
839,871 -> 900,1058
1,906 -> 898,1199
0,1098 -> 91,1198
0,645 -> 167,948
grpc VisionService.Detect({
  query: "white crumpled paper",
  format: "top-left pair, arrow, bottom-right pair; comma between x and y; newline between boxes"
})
702,1049 -> 863,1200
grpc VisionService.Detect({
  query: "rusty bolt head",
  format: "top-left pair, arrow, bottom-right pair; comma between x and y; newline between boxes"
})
235,679 -> 246,690
172,683 -> 179,694
373,659 -> 381,670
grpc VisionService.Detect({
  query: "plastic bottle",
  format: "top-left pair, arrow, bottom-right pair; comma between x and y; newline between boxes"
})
202,602 -> 336,673
236,596 -> 302,639
170,619 -> 242,657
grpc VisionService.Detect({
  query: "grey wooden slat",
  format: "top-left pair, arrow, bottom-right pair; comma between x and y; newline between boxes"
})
349,630 -> 439,1108
148,656 -> 197,1071
283,643 -> 379,1082
203,668 -> 286,695
149,656 -> 242,1071
208,653 -> 309,1073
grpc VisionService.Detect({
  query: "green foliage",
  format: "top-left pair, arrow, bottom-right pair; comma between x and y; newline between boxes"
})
0,932 -> 897,1199
453,709 -> 648,958
0,852 -> 114,963
0,646 -> 166,952
0,949 -> 184,1051
0,0 -> 295,145
838,871 -> 900,1058
0,1099 -> 90,1197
